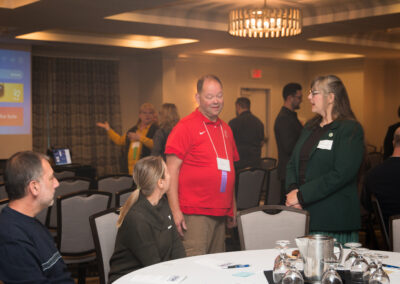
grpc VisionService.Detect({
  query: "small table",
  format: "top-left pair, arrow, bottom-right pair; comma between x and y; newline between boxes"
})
113,249 -> 400,283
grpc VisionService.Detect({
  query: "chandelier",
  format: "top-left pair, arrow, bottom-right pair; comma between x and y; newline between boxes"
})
228,2 -> 302,38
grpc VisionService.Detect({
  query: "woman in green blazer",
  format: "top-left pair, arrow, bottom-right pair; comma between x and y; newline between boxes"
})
285,75 -> 364,243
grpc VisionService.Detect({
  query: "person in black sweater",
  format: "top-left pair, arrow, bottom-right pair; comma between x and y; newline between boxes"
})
366,126 -> 400,229
108,156 -> 185,283
383,106 -> 400,160
0,151 -> 74,284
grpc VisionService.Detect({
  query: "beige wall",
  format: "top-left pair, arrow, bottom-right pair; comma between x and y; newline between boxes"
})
364,59 -> 400,151
162,55 -> 308,159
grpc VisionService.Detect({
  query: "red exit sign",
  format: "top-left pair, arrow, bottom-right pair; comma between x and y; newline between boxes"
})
251,69 -> 262,79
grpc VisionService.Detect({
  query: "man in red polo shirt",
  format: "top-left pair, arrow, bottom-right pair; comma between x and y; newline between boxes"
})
165,74 -> 239,256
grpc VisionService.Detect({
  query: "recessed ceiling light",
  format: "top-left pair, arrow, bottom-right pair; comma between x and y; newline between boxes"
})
16,30 -> 198,49
0,0 -> 39,9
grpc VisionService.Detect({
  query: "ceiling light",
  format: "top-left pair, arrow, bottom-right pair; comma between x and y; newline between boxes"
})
228,1 -> 302,38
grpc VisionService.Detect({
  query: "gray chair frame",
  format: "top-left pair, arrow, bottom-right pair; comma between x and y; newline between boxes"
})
390,214 -> 400,252
115,188 -> 134,208
237,205 -> 310,250
371,194 -> 391,251
0,198 -> 9,213
0,183 -> 7,200
89,207 -> 119,284
235,167 -> 267,210
48,177 -> 92,228
56,190 -> 112,284
264,167 -> 282,205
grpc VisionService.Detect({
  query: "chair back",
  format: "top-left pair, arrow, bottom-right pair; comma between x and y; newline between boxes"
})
0,198 -> 9,213
238,205 -> 309,250
371,194 -> 391,250
260,157 -> 277,170
390,215 -> 400,252
0,183 -> 7,200
48,178 -> 91,228
264,167 -> 282,205
115,188 -> 134,207
90,208 -> 119,284
365,152 -> 383,171
57,190 -> 112,255
54,170 -> 75,180
98,175 -> 133,205
236,168 -> 266,210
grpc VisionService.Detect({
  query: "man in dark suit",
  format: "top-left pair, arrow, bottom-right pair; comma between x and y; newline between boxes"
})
383,106 -> 400,160
367,126 -> 400,229
229,97 -> 264,170
274,83 -> 303,203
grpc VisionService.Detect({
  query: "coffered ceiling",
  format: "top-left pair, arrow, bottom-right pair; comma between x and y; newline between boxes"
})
0,0 -> 399,61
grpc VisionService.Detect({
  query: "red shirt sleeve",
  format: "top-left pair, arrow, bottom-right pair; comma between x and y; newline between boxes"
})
165,122 -> 191,160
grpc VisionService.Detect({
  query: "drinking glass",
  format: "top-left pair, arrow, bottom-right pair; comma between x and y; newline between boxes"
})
369,254 -> 390,284
273,240 -> 290,284
344,242 -> 361,269
282,258 -> 304,284
321,258 -> 343,284
350,247 -> 369,281
363,252 -> 379,282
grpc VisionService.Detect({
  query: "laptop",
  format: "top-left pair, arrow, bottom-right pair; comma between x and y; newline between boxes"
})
52,148 -> 72,166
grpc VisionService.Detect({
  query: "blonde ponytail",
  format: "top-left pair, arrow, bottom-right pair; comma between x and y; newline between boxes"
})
117,188 -> 140,228
116,156 -> 165,228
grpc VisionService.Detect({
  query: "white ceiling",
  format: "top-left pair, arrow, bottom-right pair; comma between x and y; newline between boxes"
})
0,0 -> 399,61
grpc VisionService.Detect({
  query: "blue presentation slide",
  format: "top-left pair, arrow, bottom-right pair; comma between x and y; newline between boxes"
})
0,49 -> 31,134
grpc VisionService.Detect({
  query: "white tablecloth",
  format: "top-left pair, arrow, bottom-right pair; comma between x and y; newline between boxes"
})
113,249 -> 400,284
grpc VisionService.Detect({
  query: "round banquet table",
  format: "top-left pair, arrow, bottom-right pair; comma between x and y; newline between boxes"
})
113,248 -> 400,284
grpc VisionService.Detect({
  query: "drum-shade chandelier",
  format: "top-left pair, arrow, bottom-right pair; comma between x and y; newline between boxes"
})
228,1 -> 302,38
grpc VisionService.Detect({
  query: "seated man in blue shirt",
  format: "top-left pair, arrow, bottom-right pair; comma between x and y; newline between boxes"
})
0,151 -> 74,284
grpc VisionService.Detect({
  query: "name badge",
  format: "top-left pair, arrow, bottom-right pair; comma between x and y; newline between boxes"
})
217,158 -> 231,172
317,140 -> 333,150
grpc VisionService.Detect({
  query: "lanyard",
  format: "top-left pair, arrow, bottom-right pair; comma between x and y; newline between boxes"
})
203,121 -> 228,159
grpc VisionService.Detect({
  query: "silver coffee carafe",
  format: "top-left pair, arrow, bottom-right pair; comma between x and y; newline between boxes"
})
295,235 -> 343,283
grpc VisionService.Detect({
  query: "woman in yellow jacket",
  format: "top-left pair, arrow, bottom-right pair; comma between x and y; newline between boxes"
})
97,103 -> 159,175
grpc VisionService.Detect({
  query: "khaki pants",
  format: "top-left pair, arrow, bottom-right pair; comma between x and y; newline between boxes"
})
182,214 -> 226,257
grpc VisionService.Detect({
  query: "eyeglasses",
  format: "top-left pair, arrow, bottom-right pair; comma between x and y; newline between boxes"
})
309,90 -> 321,96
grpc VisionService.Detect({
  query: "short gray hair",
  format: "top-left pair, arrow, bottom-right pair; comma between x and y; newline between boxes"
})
4,151 -> 48,200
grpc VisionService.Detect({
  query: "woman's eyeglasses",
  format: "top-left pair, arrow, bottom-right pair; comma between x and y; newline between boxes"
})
309,90 -> 321,96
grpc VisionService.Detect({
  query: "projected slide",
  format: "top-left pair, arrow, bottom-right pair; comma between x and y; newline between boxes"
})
0,49 -> 31,134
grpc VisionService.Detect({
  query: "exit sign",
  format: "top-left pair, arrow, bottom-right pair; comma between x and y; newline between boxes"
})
251,69 -> 262,79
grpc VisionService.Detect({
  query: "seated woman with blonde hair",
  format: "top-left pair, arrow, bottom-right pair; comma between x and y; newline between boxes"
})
108,156 -> 185,283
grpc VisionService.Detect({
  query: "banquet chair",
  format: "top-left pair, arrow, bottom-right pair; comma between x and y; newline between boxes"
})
0,183 -> 7,200
115,188 -> 134,207
89,208 -> 119,284
371,194 -> 391,250
264,167 -> 282,205
0,198 -> 9,213
98,175 -> 134,206
54,170 -> 75,180
236,167 -> 267,210
57,190 -> 112,284
260,157 -> 277,170
390,215 -> 400,252
237,205 -> 309,250
48,177 -> 92,229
